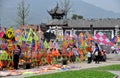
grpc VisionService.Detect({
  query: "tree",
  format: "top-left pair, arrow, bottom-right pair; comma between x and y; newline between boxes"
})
60,0 -> 72,19
71,14 -> 83,20
16,0 -> 30,26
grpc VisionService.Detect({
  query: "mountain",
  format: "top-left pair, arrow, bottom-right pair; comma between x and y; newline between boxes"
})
0,0 -> 120,27
71,0 -> 120,18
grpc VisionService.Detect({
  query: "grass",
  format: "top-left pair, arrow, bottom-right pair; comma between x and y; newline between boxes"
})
27,64 -> 120,78
27,70 -> 114,78
92,64 -> 120,70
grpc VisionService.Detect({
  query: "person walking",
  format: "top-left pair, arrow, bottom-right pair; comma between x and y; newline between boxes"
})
93,43 -> 100,64
13,45 -> 21,69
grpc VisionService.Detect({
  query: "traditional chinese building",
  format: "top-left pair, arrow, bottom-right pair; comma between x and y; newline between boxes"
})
19,4 -> 120,40
47,4 -> 67,40
65,19 -> 120,39
47,4 -> 120,40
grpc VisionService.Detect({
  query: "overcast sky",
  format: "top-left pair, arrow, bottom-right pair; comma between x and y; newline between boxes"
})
0,0 -> 120,27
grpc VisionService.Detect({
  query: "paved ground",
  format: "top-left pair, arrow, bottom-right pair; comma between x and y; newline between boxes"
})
107,54 -> 120,61
2,60 -> 120,78
109,71 -> 120,76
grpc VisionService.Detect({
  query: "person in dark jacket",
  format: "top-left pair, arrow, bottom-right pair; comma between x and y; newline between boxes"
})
94,43 -> 100,64
13,45 -> 21,69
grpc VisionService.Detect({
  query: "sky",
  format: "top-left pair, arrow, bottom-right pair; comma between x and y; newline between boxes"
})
0,0 -> 120,27
82,0 -> 120,13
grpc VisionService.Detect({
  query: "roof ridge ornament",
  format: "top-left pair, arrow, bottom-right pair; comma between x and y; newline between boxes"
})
48,3 -> 65,19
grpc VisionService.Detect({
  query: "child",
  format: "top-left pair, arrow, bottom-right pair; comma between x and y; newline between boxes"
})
87,51 -> 92,64
62,56 -> 68,65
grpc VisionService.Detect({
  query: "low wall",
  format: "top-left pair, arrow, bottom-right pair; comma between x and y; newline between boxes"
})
107,54 -> 120,61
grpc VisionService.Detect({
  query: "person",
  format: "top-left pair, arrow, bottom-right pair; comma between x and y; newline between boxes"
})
72,47 -> 79,62
93,43 -> 100,64
13,45 -> 21,69
62,56 -> 68,65
102,50 -> 106,61
87,51 -> 92,64
86,46 -> 92,63
25,58 -> 31,69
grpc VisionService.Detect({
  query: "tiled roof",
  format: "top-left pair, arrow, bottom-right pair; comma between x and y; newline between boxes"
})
47,19 -> 67,26
48,4 -> 65,15
68,19 -> 120,28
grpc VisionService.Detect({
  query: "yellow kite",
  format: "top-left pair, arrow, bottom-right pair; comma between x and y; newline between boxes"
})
5,27 -> 14,39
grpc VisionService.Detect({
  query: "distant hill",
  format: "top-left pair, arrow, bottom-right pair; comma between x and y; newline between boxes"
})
0,0 -> 120,27
71,0 -> 120,18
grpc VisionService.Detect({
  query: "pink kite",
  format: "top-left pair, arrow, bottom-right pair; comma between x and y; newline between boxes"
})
93,32 -> 113,46
0,31 -> 4,38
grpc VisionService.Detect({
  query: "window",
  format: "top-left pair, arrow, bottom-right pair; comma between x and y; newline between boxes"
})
65,30 -> 70,35
118,31 -> 120,35
75,30 -> 91,36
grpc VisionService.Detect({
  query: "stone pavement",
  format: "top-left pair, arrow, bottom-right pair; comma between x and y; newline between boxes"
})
2,60 -> 120,78
109,71 -> 120,78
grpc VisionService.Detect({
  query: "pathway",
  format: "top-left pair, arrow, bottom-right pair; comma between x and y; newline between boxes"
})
1,60 -> 120,78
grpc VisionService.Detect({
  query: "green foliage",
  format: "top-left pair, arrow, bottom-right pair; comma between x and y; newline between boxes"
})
92,64 -> 120,70
71,14 -> 83,20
